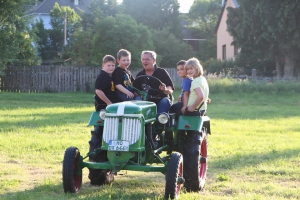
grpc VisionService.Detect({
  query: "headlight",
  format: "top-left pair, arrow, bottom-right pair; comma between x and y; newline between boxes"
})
99,109 -> 106,120
158,112 -> 169,124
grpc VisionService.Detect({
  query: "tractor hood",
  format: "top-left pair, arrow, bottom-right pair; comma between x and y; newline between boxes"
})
88,100 -> 157,126
106,101 -> 156,120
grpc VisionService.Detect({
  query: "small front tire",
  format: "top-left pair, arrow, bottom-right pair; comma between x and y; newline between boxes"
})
63,147 -> 82,193
165,152 -> 184,200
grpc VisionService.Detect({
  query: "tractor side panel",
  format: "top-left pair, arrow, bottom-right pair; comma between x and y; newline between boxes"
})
87,111 -> 104,126
177,115 -> 203,132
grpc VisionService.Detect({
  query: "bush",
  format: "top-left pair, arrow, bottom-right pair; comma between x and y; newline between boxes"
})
208,78 -> 300,95
204,58 -> 237,76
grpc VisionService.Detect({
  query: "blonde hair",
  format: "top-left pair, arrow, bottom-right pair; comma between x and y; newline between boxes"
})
185,57 -> 203,77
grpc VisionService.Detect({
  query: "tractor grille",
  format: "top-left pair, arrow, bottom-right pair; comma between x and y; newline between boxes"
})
103,117 -> 141,145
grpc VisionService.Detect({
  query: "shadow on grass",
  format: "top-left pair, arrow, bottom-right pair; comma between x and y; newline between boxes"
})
210,147 -> 300,171
0,110 -> 93,128
1,174 -> 165,200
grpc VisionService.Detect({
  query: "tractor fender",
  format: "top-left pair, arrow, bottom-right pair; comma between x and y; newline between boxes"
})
87,111 -> 104,126
177,115 -> 210,134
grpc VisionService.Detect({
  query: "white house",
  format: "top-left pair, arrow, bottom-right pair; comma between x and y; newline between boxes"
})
28,0 -> 92,29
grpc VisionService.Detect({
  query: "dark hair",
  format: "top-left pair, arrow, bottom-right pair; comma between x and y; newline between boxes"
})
117,49 -> 131,60
177,60 -> 186,66
102,55 -> 116,64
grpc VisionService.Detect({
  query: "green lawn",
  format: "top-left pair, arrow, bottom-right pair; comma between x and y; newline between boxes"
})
0,82 -> 300,199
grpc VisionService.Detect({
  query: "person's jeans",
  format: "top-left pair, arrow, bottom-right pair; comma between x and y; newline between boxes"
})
157,97 -> 171,114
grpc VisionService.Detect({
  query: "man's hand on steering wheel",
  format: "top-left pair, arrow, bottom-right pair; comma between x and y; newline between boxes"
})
133,75 -> 166,100
159,83 -> 166,92
159,83 -> 173,95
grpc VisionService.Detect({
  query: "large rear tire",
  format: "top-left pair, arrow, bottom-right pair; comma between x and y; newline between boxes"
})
183,129 -> 208,192
63,147 -> 82,193
165,152 -> 184,200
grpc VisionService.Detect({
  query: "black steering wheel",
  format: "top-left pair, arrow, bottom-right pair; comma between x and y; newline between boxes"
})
133,75 -> 164,100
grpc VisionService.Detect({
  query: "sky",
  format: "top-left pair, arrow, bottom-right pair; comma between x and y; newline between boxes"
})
116,0 -> 195,13
178,0 -> 195,13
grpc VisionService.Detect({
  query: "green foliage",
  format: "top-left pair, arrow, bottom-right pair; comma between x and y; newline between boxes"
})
0,0 -> 40,71
204,58 -> 236,75
31,3 -> 81,62
208,78 -> 300,95
185,0 -> 221,61
50,3 -> 81,52
227,0 -> 300,78
58,0 -> 191,67
204,58 -> 222,75
216,174 -> 230,182
89,0 -> 120,20
234,54 -> 276,76
204,55 -> 276,77
65,29 -> 94,65
32,19 -> 54,61
151,28 -> 196,67
90,14 -> 154,67
122,0 -> 181,38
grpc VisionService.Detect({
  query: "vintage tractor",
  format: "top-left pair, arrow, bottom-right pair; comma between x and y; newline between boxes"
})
62,75 -> 211,199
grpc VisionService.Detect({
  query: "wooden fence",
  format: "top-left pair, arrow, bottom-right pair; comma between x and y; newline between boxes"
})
0,65 -> 180,93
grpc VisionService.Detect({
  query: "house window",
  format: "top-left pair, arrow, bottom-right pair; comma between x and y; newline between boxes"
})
234,45 -> 238,56
222,45 -> 226,60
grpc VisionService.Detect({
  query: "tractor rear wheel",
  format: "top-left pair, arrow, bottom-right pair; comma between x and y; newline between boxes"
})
165,152 -> 184,200
62,147 -> 82,193
183,129 -> 208,192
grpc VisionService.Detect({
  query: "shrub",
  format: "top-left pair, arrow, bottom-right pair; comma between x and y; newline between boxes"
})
208,78 -> 300,95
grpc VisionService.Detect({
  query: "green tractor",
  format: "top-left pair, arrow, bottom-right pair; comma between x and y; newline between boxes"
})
62,75 -> 211,199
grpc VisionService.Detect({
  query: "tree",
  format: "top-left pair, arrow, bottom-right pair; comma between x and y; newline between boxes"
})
122,0 -> 181,38
32,3 -> 81,62
152,28 -> 196,67
185,0 -> 221,62
227,0 -> 300,78
89,0 -> 120,19
65,28 -> 94,65
49,3 -> 81,54
32,19 -> 53,61
0,0 -> 40,71
71,14 -> 154,67
65,0 -> 196,67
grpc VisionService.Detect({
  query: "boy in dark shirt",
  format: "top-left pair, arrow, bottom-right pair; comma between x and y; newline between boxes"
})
112,49 -> 140,101
94,55 -> 118,111
89,55 -> 118,185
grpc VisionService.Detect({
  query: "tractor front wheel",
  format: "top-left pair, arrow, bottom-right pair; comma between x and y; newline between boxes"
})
62,147 -> 82,193
183,129 -> 208,192
165,152 -> 184,200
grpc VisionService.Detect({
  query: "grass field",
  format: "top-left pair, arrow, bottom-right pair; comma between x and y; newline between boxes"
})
0,79 -> 300,200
